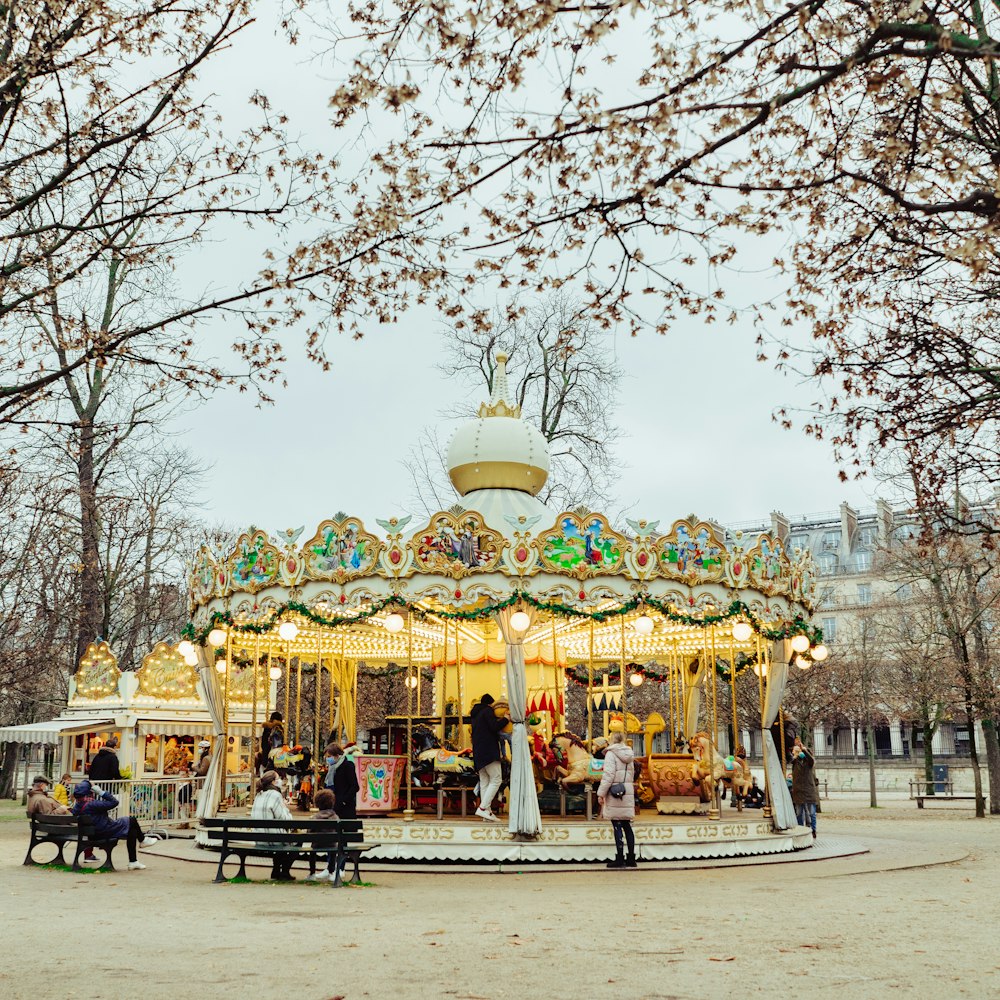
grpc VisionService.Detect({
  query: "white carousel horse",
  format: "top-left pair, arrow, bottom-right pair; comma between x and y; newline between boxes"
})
689,731 -> 753,804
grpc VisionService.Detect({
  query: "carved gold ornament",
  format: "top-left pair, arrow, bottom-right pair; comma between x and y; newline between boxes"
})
74,641 -> 121,700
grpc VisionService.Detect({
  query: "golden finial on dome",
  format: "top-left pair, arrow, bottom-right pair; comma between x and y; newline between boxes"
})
478,352 -> 521,418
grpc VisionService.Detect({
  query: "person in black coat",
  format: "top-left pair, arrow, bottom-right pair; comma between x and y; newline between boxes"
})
88,737 -> 122,782
470,694 -> 507,821
323,743 -> 359,819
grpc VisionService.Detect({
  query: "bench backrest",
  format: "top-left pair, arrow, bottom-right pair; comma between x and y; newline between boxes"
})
32,813 -> 100,838
200,817 -> 364,848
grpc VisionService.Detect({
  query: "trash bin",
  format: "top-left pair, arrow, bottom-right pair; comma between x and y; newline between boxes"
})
933,764 -> 949,794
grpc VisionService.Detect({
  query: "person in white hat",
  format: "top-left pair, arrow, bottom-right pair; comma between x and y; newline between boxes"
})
192,739 -> 213,777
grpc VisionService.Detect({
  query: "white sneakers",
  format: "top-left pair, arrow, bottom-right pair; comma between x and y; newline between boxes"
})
139,836 -> 158,849
475,807 -> 499,822
127,861 -> 147,870
307,870 -> 334,882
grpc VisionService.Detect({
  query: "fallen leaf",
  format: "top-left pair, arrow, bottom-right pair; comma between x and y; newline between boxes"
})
709,956 -> 736,962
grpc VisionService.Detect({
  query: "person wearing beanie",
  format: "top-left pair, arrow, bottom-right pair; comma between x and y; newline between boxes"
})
88,736 -> 122,782
470,693 -> 507,821
72,780 -> 157,870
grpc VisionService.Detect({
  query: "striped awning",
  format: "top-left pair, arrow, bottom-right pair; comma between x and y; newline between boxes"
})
0,717 -> 114,745
139,721 -> 253,738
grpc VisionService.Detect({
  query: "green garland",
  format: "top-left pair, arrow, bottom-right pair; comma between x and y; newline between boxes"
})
183,593 -> 822,646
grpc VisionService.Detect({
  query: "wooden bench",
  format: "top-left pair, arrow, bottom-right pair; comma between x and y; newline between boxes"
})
914,794 -> 977,808
199,817 -> 379,886
909,780 -> 976,807
23,813 -> 119,872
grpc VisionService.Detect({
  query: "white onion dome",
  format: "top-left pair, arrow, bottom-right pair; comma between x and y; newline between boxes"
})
447,353 -> 550,497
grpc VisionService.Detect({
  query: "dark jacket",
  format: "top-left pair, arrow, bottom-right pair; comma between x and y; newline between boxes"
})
72,792 -> 129,839
261,720 -> 284,754
790,747 -> 819,805
470,701 -> 506,771
324,756 -> 359,819
88,747 -> 122,782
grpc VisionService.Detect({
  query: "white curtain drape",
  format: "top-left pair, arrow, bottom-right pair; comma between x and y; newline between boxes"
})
195,646 -> 227,821
495,607 -> 542,837
762,641 -> 797,830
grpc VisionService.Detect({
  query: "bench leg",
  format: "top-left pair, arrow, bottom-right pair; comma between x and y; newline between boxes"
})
331,852 -> 344,887
98,844 -> 116,872
348,850 -> 362,885
917,798 -> 924,809
213,851 -> 229,883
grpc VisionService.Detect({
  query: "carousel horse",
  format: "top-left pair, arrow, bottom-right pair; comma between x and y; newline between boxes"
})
410,726 -> 478,787
550,732 -> 606,788
689,731 -> 753,806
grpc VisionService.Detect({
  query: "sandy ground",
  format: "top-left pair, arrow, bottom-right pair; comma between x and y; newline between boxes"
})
2,795 -> 997,1000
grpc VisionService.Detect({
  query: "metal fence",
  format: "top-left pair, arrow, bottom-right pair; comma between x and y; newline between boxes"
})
87,775 -> 252,833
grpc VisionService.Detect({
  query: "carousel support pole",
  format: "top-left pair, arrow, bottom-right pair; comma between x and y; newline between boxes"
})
729,635 -> 740,754
295,656 -> 303,747
756,629 -> 772,819
709,624 -> 721,820
455,624 -> 466,748
551,620 -> 561,733
315,629 -> 323,762
440,619 -> 449,744
586,620 -> 595,748
250,634 -> 260,805
283,640 -> 291,739
403,611 -> 415,822
779,706 -> 787,774
619,614 -> 627,733
667,641 -> 676,747
221,631 -> 232,809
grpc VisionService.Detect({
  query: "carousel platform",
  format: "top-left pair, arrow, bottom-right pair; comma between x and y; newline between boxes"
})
189,811 -> 816,865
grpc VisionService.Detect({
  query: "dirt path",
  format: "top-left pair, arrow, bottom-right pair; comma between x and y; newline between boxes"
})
3,797 -> 996,1000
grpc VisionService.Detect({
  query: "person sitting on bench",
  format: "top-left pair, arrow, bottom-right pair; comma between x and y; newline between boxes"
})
72,780 -> 157,871
250,770 -> 295,880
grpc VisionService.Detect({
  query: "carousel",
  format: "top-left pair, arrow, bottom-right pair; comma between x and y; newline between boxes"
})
184,355 -> 826,863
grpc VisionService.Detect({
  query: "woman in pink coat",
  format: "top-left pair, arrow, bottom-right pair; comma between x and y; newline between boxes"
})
597,731 -> 637,869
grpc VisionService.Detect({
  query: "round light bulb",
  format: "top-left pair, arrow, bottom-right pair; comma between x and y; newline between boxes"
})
509,610 -> 531,632
811,644 -> 829,662
384,612 -> 405,633
732,621 -> 753,643
215,659 -> 227,674
633,614 -> 654,635
790,634 -> 810,653
183,651 -> 199,667
277,621 -> 298,642
268,665 -> 282,680
405,674 -> 418,689
208,627 -> 227,648
629,672 -> 644,687
752,662 -> 769,678
177,639 -> 194,657
795,655 -> 810,670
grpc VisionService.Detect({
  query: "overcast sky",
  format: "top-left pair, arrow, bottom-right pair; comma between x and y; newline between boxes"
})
171,11 -> 878,537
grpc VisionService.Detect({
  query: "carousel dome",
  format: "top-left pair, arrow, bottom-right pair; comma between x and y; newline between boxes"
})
447,353 -> 551,498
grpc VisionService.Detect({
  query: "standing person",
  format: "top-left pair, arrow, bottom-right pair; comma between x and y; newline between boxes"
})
323,744 -> 359,819
790,737 -> 819,838
470,693 -> 507,821
250,770 -> 295,880
88,736 -> 122,782
192,740 -> 212,777
52,773 -> 74,809
597,731 -> 638,869
72,780 -> 157,871
259,712 -> 284,773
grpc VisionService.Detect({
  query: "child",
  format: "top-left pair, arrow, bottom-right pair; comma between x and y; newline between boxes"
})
306,788 -> 340,882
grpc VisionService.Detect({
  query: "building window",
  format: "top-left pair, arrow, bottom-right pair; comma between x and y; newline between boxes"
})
821,530 -> 841,551
789,534 -> 809,552
853,550 -> 872,572
818,586 -> 836,608
894,524 -> 917,543
822,617 -> 837,642
857,583 -> 872,605
857,525 -> 877,548
817,552 -> 839,576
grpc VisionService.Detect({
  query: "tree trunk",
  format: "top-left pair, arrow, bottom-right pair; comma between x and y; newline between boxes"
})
981,719 -> 1000,816
76,417 -> 103,663
865,720 -> 878,808
922,721 -> 936,797
963,681 -> 986,818
0,742 -> 19,799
